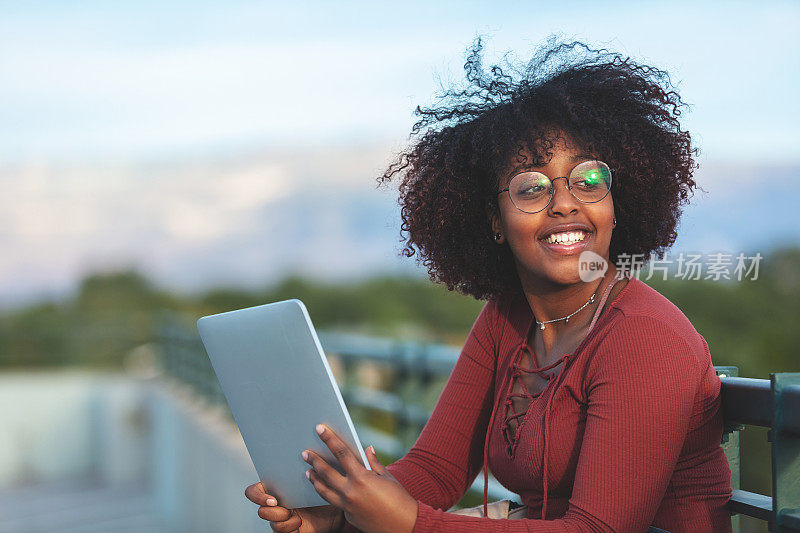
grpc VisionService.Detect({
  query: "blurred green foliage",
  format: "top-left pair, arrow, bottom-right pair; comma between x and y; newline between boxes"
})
0,271 -> 486,369
2,248 -> 797,374
0,247 -> 798,508
646,247 -> 800,377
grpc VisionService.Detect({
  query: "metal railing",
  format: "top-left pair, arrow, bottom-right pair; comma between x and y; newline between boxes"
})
155,323 -> 800,528
715,367 -> 800,532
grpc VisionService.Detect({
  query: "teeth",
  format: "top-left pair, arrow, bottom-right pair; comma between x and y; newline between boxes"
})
545,230 -> 587,244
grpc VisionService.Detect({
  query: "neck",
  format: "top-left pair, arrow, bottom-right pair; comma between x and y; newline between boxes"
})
521,265 -> 621,346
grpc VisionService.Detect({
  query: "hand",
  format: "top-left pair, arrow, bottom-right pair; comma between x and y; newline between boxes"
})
244,481 -> 344,533
302,424 -> 418,533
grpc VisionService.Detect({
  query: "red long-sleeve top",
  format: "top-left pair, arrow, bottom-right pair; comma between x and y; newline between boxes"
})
375,277 -> 731,532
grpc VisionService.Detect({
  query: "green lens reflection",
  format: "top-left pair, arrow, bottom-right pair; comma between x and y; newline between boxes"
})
569,161 -> 611,202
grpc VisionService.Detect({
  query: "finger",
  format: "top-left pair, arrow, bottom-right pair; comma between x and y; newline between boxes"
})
315,424 -> 363,475
267,509 -> 302,533
302,449 -> 347,493
257,505 -> 292,522
366,445 -> 388,475
245,482 -> 278,506
306,468 -> 343,508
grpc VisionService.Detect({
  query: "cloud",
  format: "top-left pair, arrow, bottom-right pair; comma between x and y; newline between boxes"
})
1,2 -> 798,161
0,143 -> 408,307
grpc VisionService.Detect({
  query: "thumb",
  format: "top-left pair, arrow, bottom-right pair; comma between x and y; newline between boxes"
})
366,446 -> 388,474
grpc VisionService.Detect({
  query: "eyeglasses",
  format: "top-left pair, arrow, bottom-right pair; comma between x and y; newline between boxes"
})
496,160 -> 613,214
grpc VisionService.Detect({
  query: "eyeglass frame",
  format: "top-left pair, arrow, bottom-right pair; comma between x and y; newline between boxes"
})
495,160 -> 614,214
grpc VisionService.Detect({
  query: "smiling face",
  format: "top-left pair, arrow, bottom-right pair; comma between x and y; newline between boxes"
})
491,134 -> 616,290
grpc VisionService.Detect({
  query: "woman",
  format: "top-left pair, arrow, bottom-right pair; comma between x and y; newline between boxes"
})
245,39 -> 732,532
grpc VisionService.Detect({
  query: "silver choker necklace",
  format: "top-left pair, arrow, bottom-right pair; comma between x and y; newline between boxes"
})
535,285 -> 601,330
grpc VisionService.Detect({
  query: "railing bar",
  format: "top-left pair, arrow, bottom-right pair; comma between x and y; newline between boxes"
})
161,326 -> 800,527
721,378 -> 772,427
779,508 -> 800,530
729,489 -> 773,522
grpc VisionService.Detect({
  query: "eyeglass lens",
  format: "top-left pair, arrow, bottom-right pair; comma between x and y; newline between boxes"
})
508,161 -> 612,213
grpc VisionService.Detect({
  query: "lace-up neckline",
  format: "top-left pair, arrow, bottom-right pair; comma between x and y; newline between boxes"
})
501,345 -> 568,456
481,271 -> 631,519
500,272 -> 627,457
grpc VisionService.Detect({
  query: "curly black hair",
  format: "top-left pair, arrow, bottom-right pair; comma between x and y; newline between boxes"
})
380,37 -> 698,301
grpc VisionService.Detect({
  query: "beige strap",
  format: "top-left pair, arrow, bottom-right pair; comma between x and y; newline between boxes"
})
587,271 -> 628,334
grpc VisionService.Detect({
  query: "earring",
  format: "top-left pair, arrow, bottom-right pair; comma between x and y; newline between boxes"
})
612,218 -> 617,227
494,232 -> 502,242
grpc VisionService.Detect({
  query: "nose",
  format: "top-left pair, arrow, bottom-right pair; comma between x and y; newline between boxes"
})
548,176 -> 579,216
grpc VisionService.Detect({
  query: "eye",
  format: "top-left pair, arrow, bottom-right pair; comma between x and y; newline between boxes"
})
519,183 -> 547,195
572,175 -> 602,190
512,173 -> 550,198
570,161 -> 611,190
567,161 -> 612,203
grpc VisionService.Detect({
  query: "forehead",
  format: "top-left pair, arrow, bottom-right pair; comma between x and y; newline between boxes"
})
500,136 -> 596,185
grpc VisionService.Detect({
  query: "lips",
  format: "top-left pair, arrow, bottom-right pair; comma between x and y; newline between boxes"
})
538,223 -> 592,255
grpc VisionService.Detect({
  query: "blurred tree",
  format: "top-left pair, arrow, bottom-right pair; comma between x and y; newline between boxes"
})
0,248 -> 797,516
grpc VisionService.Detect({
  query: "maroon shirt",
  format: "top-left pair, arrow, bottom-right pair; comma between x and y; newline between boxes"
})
374,277 -> 731,532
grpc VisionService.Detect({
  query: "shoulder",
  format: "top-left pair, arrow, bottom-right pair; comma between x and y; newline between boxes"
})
460,294 -> 529,366
471,293 -> 529,340
587,278 -> 712,376
614,277 -> 696,329
611,277 -> 707,354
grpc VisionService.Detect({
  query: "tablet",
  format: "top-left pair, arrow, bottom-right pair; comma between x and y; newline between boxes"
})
197,299 -> 368,508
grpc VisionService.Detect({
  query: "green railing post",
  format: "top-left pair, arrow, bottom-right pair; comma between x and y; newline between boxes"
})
772,372 -> 800,532
717,366 -> 741,533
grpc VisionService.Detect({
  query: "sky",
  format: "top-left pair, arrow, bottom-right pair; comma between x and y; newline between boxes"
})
1,1 -> 799,307
2,0 -> 799,163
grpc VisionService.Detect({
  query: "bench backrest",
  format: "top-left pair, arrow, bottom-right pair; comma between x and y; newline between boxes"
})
715,366 -> 800,533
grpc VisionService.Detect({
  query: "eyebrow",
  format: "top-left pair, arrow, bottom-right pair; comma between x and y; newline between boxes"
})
504,154 -> 598,181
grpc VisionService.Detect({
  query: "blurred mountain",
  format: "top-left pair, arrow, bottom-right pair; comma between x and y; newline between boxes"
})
675,161 -> 800,254
1,146 -> 798,308
0,143 -> 412,307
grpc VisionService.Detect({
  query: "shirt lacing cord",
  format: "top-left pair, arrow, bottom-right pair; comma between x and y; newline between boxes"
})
541,352 -> 573,519
509,349 -> 574,520
482,343 -> 573,519
501,349 -> 566,457
481,271 -> 628,520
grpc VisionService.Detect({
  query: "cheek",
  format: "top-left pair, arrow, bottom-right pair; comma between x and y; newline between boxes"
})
501,210 -> 541,242
595,204 -> 616,255
595,200 -> 615,235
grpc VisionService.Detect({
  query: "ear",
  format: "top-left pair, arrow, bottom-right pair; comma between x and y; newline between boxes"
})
486,202 -> 506,245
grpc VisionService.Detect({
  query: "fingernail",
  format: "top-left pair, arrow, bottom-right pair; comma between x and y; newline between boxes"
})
368,445 -> 375,455
266,498 -> 277,506
301,451 -> 309,461
316,424 -> 325,435
305,469 -> 311,479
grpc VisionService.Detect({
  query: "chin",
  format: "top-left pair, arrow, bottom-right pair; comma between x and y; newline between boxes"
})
522,263 -> 584,288
551,272 -> 584,287
546,256 -> 586,282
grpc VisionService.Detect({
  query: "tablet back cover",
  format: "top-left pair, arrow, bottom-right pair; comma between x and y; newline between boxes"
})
197,299 -> 367,508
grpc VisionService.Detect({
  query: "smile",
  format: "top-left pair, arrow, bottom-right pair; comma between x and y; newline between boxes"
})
541,230 -> 589,245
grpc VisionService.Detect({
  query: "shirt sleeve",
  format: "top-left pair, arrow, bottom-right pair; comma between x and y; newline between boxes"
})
384,299 -> 501,510
410,314 -> 704,532
341,300 -> 502,533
